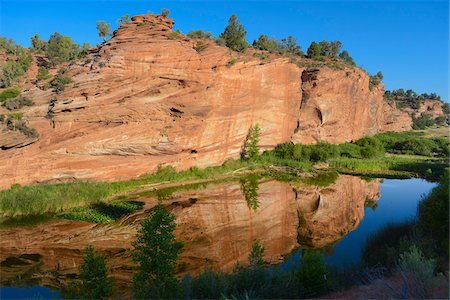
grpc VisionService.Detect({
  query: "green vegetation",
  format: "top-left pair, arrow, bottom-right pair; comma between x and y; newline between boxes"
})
65,246 -> 114,299
36,67 -> 51,81
1,130 -> 447,218
385,88 -> 442,103
3,96 -> 33,110
418,170 -> 449,256
0,37 -> 27,56
161,8 -> 170,18
50,74 -> 72,92
240,175 -> 260,211
0,52 -> 32,88
338,50 -> 355,66
194,41 -> 208,53
133,203 -> 183,299
46,32 -> 81,66
253,34 -> 302,56
30,34 -> 47,54
227,57 -> 237,67
306,41 -> 321,59
412,113 -> 436,130
96,21 -> 112,42
58,198 -> 144,223
181,248 -> 331,299
242,124 -> 261,160
218,14 -> 249,52
118,14 -> 131,25
1,113 -> 39,138
369,71 -> 383,90
187,29 -> 212,40
168,29 -> 182,40
248,241 -> 266,268
0,87 -> 20,102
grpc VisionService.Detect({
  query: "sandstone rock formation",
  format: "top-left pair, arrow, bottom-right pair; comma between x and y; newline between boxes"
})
0,14 -> 411,189
0,175 -> 379,292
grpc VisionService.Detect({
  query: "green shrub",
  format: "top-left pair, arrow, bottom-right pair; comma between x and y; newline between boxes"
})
186,29 -> 212,40
68,245 -> 113,299
248,241 -> 265,268
133,204 -> 183,299
161,8 -> 170,18
0,87 -> 20,102
418,170 -> 449,255
355,137 -> 384,158
193,41 -> 208,53
3,97 -> 33,110
36,67 -> 51,81
253,34 -> 281,53
242,124 -> 260,160
309,142 -> 340,162
50,75 -> 72,92
167,29 -> 181,40
362,222 -> 416,271
240,175 -> 260,211
369,71 -> 383,90
295,251 -> 328,297
412,114 -> 435,129
46,32 -> 80,66
59,199 -> 144,223
338,142 -> 362,158
0,54 -> 32,88
219,14 -> 249,52
227,57 -> 237,67
399,245 -> 436,298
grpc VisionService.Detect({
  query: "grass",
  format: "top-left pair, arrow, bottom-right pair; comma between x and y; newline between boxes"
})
0,160 -> 255,217
58,198 -> 144,224
330,156 -> 447,180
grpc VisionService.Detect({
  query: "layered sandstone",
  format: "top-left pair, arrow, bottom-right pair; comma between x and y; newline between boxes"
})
0,14 -> 410,188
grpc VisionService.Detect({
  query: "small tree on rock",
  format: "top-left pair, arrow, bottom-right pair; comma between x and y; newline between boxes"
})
161,8 -> 170,18
243,124 -> 261,160
307,41 -> 321,59
219,14 -> 248,52
96,21 -> 112,42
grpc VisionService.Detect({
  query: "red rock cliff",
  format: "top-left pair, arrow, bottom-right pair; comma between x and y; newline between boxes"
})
0,14 -> 411,188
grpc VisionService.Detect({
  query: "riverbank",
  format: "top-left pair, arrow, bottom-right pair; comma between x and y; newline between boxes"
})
0,130 -> 448,219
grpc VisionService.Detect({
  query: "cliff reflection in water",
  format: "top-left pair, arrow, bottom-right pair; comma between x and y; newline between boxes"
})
0,175 -> 380,291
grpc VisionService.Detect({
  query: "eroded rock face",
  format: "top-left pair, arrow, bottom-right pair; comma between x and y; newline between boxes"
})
0,175 -> 379,291
0,14 -> 409,188
295,176 -> 380,248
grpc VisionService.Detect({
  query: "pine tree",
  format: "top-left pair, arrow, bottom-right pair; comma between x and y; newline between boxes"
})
307,41 -> 321,58
219,14 -> 248,52
77,245 -> 113,299
243,124 -> 261,160
132,203 -> 183,299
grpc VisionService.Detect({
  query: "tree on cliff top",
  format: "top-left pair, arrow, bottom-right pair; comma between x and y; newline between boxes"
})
219,14 -> 249,52
307,41 -> 321,59
96,21 -> 112,42
161,8 -> 170,18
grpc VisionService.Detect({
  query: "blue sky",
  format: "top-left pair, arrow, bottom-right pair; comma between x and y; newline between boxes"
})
1,0 -> 448,101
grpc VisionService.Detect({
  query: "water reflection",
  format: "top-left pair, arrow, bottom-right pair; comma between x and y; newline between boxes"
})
1,175 -> 433,294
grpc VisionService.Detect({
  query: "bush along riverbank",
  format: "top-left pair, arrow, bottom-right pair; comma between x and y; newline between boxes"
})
0,130 -> 448,218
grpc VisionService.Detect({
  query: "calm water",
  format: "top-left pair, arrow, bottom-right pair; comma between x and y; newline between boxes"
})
0,176 -> 437,299
283,178 -> 436,269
